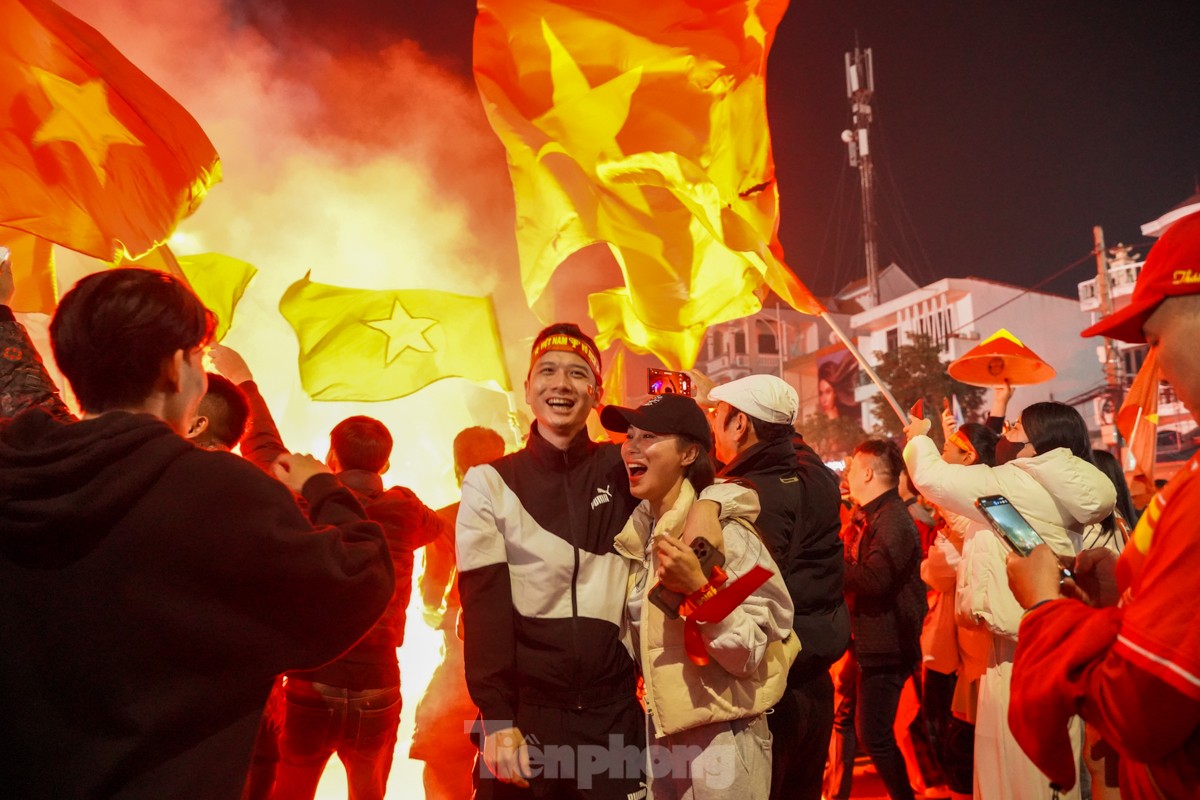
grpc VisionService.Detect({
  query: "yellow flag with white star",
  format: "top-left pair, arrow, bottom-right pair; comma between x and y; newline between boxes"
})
279,274 -> 512,402
474,0 -> 822,368
0,0 -> 220,264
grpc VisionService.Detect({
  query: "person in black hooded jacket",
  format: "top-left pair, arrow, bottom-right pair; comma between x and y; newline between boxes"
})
708,374 -> 849,800
0,269 -> 394,800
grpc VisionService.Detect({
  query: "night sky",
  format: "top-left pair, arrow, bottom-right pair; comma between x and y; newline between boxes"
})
239,0 -> 1200,300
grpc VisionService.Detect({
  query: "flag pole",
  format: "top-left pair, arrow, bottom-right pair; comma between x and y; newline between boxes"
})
819,310 -> 908,425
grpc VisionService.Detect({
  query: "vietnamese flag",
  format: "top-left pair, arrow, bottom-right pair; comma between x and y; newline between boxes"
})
474,0 -> 822,369
0,0 -> 220,266
1117,346 -> 1160,491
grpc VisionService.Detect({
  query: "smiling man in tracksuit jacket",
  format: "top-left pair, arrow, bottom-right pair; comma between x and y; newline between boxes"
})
456,324 -> 753,800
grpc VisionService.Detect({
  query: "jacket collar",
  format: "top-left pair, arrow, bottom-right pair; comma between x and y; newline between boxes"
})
861,487 -> 901,518
526,421 -> 597,470
719,436 -> 797,478
337,469 -> 384,497
613,480 -> 696,561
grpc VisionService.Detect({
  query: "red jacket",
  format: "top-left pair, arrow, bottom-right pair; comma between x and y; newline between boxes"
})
1009,455 -> 1200,798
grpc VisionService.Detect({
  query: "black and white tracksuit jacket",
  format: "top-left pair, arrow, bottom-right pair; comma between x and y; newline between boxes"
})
456,423 -> 750,735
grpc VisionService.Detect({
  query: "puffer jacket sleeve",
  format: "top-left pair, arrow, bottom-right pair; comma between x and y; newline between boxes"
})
699,479 -> 761,523
957,527 -> 1025,639
694,520 -> 794,678
921,531 -> 960,593
903,435 -> 995,522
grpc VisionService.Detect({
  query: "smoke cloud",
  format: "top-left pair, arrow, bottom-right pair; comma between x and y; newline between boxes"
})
51,0 -> 539,506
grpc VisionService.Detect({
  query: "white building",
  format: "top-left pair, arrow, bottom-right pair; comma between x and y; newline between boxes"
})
850,269 -> 1100,431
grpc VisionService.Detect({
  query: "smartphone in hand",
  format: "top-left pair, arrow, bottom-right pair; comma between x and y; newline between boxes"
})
975,495 -> 1073,579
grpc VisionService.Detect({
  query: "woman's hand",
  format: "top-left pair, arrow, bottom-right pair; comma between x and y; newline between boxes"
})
903,414 -> 932,441
940,397 -> 957,442
655,535 -> 709,594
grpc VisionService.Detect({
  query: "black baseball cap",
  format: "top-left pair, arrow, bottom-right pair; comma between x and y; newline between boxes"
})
600,394 -> 713,450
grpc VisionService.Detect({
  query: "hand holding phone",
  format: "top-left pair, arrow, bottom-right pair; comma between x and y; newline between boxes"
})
648,535 -> 724,619
976,495 -> 1073,579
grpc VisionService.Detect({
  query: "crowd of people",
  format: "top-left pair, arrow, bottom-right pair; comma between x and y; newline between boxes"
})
0,211 -> 1198,800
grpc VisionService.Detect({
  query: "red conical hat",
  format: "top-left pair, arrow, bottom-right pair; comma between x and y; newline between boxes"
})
947,329 -> 1056,387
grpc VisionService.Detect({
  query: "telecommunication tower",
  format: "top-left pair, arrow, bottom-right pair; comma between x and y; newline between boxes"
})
842,46 -> 880,306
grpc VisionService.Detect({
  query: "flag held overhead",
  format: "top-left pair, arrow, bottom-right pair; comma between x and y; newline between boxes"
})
0,0 -> 220,263
474,0 -> 821,369
279,274 -> 512,402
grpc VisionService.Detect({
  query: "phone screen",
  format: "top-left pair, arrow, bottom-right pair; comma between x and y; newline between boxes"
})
647,368 -> 694,397
976,496 -> 1044,557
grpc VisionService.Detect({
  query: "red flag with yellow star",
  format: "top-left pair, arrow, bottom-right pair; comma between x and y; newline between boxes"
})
474,0 -> 822,369
0,0 -> 220,265
279,274 -> 512,402
1117,346 -> 1160,493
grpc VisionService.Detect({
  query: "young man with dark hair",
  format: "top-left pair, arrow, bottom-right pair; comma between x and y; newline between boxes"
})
272,414 -> 442,800
456,322 -> 753,800
708,374 -> 849,800
839,438 -> 928,800
329,415 -> 394,474
0,268 -> 394,800
189,373 -> 252,451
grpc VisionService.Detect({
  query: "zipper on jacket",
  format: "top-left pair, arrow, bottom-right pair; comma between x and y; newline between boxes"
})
563,452 -> 584,708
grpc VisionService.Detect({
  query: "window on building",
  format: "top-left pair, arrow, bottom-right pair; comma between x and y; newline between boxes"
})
885,328 -> 899,352
734,331 -> 747,354
757,320 -> 777,354
711,330 -> 724,359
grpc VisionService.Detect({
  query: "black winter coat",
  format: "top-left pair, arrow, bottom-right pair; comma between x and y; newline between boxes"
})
720,436 -> 850,682
843,488 -> 927,669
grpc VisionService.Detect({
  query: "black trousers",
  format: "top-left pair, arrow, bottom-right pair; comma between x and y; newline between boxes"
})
472,696 -> 646,800
767,671 -> 834,800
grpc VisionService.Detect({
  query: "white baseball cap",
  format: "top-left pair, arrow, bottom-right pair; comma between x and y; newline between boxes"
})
709,374 -> 799,425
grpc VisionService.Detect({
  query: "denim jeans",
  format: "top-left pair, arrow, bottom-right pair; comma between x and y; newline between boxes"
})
272,679 -> 402,800
856,665 -> 916,800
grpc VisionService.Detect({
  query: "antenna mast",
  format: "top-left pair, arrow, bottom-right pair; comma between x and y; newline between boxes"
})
842,46 -> 880,306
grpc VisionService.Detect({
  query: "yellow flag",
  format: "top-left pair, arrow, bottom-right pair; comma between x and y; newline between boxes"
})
279,274 -> 512,402
474,0 -> 822,369
176,253 -> 257,341
115,246 -> 255,341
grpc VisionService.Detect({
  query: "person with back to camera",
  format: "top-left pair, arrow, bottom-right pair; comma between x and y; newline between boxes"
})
1006,211 -> 1200,799
601,393 -> 797,799
902,401 -> 1115,800
0,268 -> 394,799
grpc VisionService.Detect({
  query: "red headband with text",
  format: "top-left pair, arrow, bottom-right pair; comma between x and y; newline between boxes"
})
948,428 -> 978,461
530,333 -> 602,384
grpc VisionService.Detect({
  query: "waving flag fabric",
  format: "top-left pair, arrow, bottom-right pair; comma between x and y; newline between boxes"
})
176,253 -> 256,342
279,274 -> 512,402
0,0 -> 220,263
1117,347 -> 1159,491
0,228 -> 55,313
474,0 -> 821,369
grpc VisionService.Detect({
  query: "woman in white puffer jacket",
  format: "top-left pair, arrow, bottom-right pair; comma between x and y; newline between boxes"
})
903,402 -> 1115,800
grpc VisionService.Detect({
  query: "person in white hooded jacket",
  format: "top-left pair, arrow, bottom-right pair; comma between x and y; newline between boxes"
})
902,401 -> 1115,800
